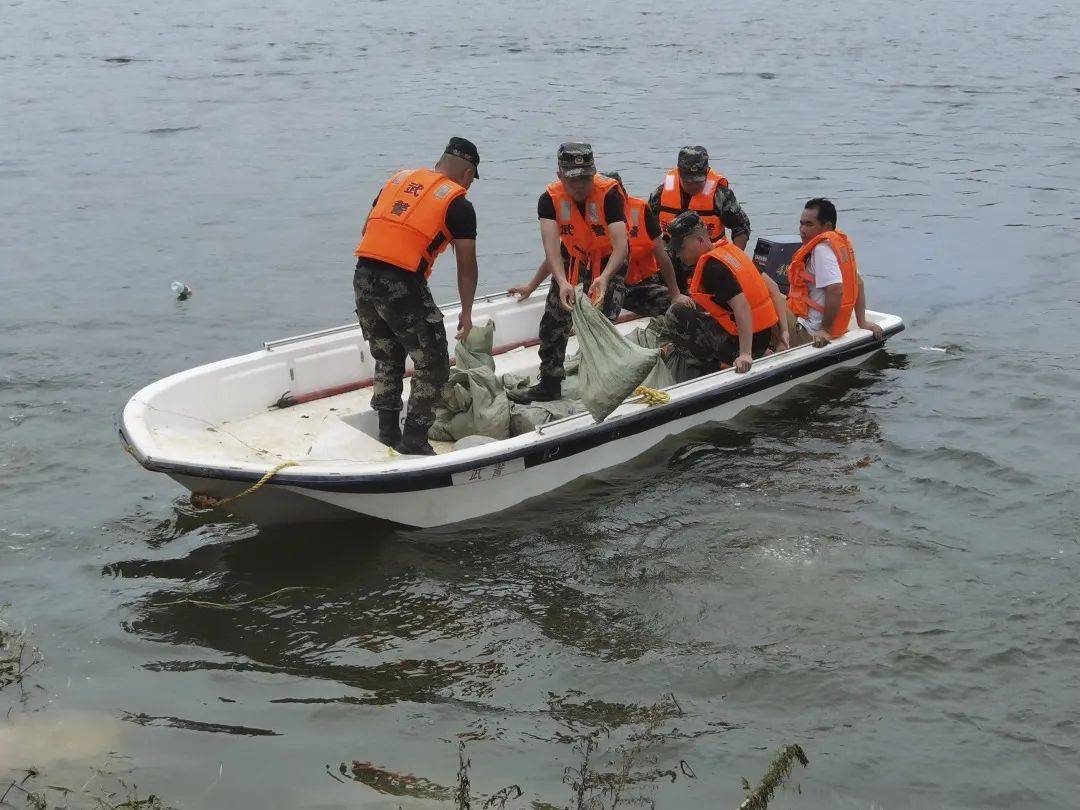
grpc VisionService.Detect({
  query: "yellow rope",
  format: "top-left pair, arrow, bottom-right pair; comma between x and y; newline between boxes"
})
629,386 -> 671,406
191,460 -> 299,510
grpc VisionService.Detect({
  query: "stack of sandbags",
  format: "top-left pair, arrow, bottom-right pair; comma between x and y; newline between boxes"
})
428,321 -> 511,442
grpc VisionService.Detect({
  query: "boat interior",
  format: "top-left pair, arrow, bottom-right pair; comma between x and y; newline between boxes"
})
124,289 -> 895,472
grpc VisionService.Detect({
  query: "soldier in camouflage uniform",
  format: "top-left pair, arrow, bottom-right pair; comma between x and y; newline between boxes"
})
648,146 -> 752,291
604,171 -> 693,318
353,137 -> 481,455
509,143 -> 630,403
660,211 -> 781,376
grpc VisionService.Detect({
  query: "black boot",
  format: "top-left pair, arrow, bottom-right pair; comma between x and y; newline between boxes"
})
377,410 -> 402,448
396,420 -> 436,456
507,375 -> 562,404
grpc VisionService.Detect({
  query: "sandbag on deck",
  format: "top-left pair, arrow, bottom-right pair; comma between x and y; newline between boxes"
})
509,398 -> 584,436
428,322 -> 511,442
571,297 -> 660,422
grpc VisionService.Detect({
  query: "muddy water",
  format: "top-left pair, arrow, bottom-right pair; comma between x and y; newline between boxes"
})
3,0 -> 1080,806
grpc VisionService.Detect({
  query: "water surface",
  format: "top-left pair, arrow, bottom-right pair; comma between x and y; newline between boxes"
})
2,0 -> 1080,806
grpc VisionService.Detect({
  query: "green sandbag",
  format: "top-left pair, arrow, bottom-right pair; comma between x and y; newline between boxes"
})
429,322 -> 510,442
454,320 -> 495,371
570,296 -> 660,422
641,353 -> 676,389
633,318 -> 699,384
663,350 -> 701,384
504,369 -> 581,400
624,325 -> 675,389
509,398 -> 585,436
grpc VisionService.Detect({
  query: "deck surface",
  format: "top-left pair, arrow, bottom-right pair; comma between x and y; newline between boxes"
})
146,322 -> 649,466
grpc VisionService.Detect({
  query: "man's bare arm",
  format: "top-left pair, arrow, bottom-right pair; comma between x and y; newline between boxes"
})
854,275 -> 884,339
509,260 -> 551,302
540,219 -> 568,285
819,283 -> 843,334
454,239 -> 479,339
653,239 -> 689,305
761,273 -> 790,348
601,221 -> 628,280
541,218 -> 576,309
730,293 -> 754,372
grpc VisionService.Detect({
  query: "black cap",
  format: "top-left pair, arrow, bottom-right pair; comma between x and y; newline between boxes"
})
557,142 -> 596,178
677,145 -> 709,182
601,170 -> 625,192
444,136 -> 480,178
667,211 -> 704,250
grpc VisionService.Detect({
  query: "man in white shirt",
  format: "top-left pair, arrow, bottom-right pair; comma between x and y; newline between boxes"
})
790,198 -> 883,346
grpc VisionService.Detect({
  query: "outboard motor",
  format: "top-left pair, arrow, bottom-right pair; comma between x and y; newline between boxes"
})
752,235 -> 801,295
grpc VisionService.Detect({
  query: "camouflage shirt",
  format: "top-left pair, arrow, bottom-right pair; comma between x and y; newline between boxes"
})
646,181 -> 752,241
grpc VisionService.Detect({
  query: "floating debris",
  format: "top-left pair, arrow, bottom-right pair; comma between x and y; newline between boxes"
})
346,761 -> 454,800
146,126 -> 200,136
121,711 -> 279,737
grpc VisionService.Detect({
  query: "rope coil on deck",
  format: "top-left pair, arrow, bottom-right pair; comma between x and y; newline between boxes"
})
629,386 -> 671,406
191,460 -> 299,511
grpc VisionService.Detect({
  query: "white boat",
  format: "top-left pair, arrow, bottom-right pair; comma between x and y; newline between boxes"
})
119,283 -> 904,528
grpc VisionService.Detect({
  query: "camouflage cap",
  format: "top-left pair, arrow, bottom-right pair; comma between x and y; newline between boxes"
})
557,142 -> 596,178
444,136 -> 480,178
677,145 -> 709,181
667,210 -> 705,250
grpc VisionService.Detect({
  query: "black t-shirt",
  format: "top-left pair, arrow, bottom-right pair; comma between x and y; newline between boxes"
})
443,196 -> 477,239
699,258 -> 742,310
537,186 -> 626,223
700,258 -> 773,349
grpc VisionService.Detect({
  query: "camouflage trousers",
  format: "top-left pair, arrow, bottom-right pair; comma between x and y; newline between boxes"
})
537,263 -> 627,381
622,279 -> 672,318
661,302 -> 772,373
353,262 -> 450,428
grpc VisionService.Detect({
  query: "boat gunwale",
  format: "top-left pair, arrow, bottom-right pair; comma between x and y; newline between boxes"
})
119,320 -> 903,494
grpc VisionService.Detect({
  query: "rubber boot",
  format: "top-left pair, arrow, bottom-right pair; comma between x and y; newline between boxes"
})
395,421 -> 436,456
507,375 -> 562,404
377,410 -> 402,448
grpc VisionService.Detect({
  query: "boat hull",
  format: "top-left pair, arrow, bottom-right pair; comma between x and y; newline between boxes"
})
158,339 -> 887,528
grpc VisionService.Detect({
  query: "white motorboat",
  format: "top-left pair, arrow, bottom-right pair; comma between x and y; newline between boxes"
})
119,284 -> 903,528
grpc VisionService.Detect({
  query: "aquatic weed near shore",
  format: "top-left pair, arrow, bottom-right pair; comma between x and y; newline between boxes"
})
6,614 -> 807,808
0,606 -> 43,694
343,693 -> 810,809
2,608 -> 175,810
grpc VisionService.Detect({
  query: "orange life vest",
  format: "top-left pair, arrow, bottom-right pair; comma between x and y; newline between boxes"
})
547,175 -> 620,284
787,230 -> 858,338
624,195 -> 659,285
689,240 -> 779,336
658,168 -> 729,241
355,168 -> 467,277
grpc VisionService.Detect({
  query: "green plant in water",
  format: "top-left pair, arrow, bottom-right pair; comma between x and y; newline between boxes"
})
0,606 -> 43,693
1,767 -> 175,810
738,744 -> 809,810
